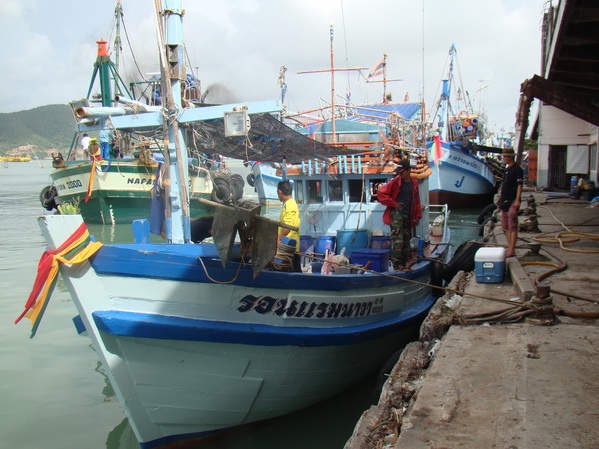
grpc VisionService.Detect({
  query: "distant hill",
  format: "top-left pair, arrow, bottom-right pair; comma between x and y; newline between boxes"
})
0,104 -> 74,156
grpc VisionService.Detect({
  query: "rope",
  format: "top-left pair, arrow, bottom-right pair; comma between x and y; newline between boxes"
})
272,241 -> 296,271
298,251 -> 529,308
532,205 -> 599,253
198,257 -> 244,284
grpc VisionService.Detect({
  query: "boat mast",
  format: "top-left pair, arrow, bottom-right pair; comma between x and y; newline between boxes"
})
154,0 -> 190,244
364,53 -> 402,104
113,0 -> 123,97
439,44 -> 456,141
382,53 -> 388,104
330,25 -> 336,144
95,41 -> 113,107
298,25 -> 366,144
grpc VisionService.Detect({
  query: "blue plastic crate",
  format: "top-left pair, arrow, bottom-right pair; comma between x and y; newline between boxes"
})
350,248 -> 391,272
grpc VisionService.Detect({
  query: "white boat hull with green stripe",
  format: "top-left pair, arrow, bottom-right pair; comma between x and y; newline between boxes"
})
50,160 -> 214,224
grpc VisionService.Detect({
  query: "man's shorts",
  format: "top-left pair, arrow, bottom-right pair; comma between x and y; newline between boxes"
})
501,204 -> 518,232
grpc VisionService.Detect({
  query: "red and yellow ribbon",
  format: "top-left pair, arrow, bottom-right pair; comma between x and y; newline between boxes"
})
15,222 -> 103,338
84,159 -> 98,202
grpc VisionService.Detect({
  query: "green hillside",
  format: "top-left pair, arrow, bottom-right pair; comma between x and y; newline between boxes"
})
0,104 -> 74,154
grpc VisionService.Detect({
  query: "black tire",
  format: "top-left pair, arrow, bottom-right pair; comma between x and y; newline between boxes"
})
246,173 -> 255,187
430,261 -> 445,297
40,185 -> 58,211
229,174 -> 245,201
479,216 -> 495,237
476,203 -> 497,225
211,177 -> 232,203
441,240 -> 485,283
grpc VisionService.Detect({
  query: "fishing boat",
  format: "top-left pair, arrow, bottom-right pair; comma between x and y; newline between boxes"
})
40,1 -> 242,224
251,40 -> 429,207
427,45 -> 500,208
18,2 -> 450,448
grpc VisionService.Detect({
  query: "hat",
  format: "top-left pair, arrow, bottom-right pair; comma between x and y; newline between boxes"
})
501,148 -> 515,157
394,159 -> 411,173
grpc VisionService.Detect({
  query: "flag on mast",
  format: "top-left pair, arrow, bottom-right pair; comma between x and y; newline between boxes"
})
367,56 -> 385,79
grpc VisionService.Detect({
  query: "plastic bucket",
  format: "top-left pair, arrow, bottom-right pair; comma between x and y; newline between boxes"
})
315,236 -> 336,257
369,235 -> 392,250
336,229 -> 368,255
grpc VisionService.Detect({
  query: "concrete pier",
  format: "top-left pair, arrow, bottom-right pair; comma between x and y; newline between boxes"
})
346,191 -> 599,449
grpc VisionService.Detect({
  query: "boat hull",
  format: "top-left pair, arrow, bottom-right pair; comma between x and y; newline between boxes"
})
50,161 -> 213,224
39,214 -> 440,448
428,141 -> 496,208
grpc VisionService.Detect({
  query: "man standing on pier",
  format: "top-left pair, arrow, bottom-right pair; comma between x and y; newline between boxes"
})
377,159 -> 422,270
498,148 -> 523,257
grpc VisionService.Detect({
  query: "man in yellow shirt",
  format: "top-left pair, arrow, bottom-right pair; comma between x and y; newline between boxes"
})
277,180 -> 301,271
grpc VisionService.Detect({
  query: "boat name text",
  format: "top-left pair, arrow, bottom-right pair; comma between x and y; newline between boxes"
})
127,177 -> 155,185
237,295 -> 384,319
447,154 -> 478,169
56,180 -> 83,191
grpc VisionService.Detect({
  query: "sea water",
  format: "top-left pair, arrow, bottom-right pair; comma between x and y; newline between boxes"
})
0,162 -> 480,449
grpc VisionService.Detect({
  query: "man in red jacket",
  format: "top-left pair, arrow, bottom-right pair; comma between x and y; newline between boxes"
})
377,159 -> 422,269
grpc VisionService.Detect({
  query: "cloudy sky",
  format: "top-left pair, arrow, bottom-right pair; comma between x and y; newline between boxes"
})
0,0 -> 549,134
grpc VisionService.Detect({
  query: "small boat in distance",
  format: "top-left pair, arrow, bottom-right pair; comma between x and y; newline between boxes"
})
19,2 -> 450,448
427,45 -> 500,208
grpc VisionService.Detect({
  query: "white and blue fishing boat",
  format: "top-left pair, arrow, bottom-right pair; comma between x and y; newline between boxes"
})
18,2 -> 450,448
427,45 -> 499,208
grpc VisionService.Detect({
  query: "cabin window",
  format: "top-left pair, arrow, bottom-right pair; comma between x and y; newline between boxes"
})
294,180 -> 304,204
348,179 -> 365,203
307,180 -> 323,203
328,180 -> 343,202
369,178 -> 387,203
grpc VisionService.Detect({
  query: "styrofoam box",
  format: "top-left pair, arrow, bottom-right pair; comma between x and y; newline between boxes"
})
474,247 -> 506,284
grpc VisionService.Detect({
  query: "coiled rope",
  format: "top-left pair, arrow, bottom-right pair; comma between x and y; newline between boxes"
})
272,241 -> 297,272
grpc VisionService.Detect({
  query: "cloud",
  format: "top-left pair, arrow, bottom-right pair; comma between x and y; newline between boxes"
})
0,0 -> 547,134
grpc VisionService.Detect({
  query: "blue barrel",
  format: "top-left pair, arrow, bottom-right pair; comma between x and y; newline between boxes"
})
300,235 -> 314,253
300,235 -> 314,265
315,236 -> 336,257
336,229 -> 368,255
369,235 -> 392,250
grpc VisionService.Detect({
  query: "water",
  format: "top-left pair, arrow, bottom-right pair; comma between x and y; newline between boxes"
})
0,163 -> 480,449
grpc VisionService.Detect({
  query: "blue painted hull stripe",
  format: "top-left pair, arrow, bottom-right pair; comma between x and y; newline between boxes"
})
90,245 -> 431,291
92,297 -> 434,346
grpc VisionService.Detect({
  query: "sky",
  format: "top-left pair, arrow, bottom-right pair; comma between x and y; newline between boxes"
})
0,0 -> 550,135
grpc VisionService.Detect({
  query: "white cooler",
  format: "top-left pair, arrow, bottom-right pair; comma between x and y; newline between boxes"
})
475,247 -> 506,283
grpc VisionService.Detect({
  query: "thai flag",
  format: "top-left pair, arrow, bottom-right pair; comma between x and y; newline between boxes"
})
367,57 -> 385,79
